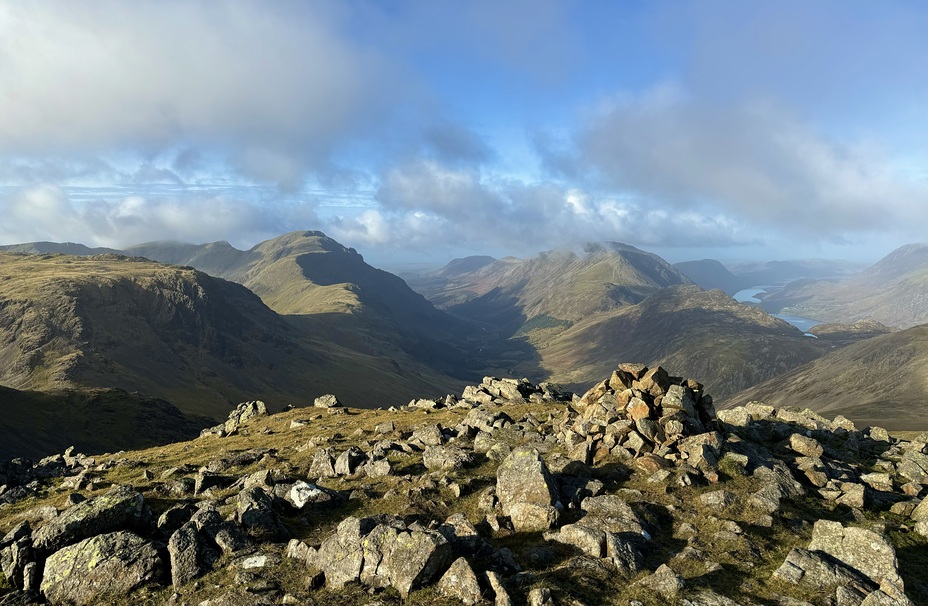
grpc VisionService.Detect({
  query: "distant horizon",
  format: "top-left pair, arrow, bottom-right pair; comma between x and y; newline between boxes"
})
0,226 -> 906,274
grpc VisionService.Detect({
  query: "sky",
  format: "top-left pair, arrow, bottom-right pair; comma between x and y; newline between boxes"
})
0,0 -> 926,268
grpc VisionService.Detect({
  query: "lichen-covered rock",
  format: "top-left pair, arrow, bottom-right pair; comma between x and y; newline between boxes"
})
496,447 -> 560,532
700,490 -> 736,510
0,522 -> 33,591
224,400 -> 268,433
772,547 -> 875,595
314,394 -> 342,408
288,481 -> 332,509
31,485 -> 147,554
309,448 -> 337,478
604,531 -> 644,576
317,517 -> 367,589
365,523 -> 452,598
634,564 -> 684,598
168,522 -> 212,589
545,523 -> 605,558
789,433 -> 824,458
897,450 -> 928,485
528,587 -> 555,606
40,531 -> 162,606
580,495 -> 647,537
334,446 -> 366,476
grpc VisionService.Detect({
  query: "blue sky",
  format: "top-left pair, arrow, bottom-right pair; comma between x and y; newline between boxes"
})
0,0 -> 926,267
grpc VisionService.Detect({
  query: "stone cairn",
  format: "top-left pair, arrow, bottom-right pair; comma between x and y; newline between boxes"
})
561,362 -> 720,475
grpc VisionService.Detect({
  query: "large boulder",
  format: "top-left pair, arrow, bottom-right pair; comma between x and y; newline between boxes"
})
31,485 -> 148,554
771,521 -> 912,605
309,448 -> 337,478
772,547 -> 876,596
364,523 -> 452,599
579,495 -> 648,537
437,557 -> 484,605
334,446 -> 366,476
496,447 -> 560,532
316,517 -> 368,589
807,520 -> 903,590
314,394 -> 343,408
40,531 -> 163,606
0,522 -> 33,591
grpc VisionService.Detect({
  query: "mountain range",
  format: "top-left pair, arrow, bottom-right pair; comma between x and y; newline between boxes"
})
2,234 -> 928,459
0,252 -> 459,418
758,243 -> 928,329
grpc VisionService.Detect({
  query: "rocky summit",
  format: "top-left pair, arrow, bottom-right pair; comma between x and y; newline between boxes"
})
1,364 -> 928,605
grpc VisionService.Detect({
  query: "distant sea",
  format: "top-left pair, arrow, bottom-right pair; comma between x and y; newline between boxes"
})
733,287 -> 821,335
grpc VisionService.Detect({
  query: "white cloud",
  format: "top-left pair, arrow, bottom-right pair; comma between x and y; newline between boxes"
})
0,186 -> 290,248
560,87 -> 928,237
0,2 -> 398,185
325,157 -> 757,262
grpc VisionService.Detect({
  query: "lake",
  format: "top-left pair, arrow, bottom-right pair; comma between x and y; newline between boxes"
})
733,286 -> 821,334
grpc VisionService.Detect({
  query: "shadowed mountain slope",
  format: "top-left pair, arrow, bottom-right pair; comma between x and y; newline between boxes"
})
721,323 -> 928,430
0,252 -> 462,421
0,386 -> 211,460
674,259 -> 747,295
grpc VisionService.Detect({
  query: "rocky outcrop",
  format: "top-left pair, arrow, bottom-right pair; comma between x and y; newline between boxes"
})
316,516 -> 452,598
3,362 -> 928,606
200,400 -> 268,437
559,363 -> 719,475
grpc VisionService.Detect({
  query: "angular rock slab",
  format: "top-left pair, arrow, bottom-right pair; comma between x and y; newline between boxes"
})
808,520 -> 903,589
772,547 -> 875,600
40,531 -> 163,606
32,485 -> 147,554
437,556 -> 483,605
317,517 -> 367,589
496,446 -> 560,532
168,521 -> 214,589
236,486 -> 289,542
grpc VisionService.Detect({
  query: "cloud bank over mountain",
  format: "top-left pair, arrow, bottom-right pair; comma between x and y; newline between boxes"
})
0,1 -> 925,263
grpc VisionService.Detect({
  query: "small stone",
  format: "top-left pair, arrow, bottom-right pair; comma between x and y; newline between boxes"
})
699,490 -> 736,510
634,563 -> 683,598
528,587 -> 555,606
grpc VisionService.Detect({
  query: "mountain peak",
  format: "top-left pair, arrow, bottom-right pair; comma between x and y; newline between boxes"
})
250,230 -> 360,260
865,242 -> 928,279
